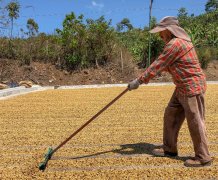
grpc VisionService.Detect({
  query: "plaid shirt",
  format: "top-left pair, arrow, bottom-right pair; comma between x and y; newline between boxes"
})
138,38 -> 206,96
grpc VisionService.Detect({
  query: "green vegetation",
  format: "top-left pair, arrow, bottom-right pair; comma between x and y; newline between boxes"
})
27,18 -> 39,37
178,7 -> 218,68
0,0 -> 217,70
56,13 -> 116,69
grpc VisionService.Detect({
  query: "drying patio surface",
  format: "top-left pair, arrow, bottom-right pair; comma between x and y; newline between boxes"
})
0,85 -> 217,179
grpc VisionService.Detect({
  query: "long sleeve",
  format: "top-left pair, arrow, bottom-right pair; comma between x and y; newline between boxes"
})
137,38 -> 206,97
138,38 -> 180,84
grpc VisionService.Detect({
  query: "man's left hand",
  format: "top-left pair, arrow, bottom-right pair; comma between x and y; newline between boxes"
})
128,79 -> 141,91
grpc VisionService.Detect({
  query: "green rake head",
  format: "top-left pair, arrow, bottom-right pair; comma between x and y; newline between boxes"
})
39,147 -> 53,171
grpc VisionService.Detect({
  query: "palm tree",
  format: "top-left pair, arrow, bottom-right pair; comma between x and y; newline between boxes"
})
27,18 -> 39,37
116,18 -> 133,32
6,1 -> 20,39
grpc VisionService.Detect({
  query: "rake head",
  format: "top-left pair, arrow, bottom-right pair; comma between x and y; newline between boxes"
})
39,147 -> 53,171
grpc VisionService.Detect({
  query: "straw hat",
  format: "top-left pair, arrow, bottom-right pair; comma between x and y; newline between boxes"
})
150,16 -> 191,42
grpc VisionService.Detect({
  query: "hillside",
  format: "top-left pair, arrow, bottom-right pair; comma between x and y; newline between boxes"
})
0,59 -> 217,86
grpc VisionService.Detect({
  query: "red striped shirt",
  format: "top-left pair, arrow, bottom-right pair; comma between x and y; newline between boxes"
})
138,38 -> 206,96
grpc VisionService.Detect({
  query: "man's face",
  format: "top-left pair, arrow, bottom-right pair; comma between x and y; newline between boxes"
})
159,30 -> 172,44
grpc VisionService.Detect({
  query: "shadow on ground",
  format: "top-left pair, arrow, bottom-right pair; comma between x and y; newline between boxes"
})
52,142 -> 190,162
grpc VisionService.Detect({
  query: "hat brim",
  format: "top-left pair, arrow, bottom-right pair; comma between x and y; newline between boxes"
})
149,26 -> 166,33
167,26 -> 191,42
149,25 -> 191,42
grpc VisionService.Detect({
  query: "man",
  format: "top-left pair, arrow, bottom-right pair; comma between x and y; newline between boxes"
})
128,16 -> 212,167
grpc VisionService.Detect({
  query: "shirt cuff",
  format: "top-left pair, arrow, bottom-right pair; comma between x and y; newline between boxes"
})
137,75 -> 149,84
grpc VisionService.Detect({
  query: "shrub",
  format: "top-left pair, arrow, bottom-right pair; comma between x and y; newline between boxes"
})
197,47 -> 213,69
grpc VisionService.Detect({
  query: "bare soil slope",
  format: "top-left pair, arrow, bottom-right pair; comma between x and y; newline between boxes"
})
0,59 -> 217,86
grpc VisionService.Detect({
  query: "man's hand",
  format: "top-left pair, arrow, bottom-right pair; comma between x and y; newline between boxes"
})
128,79 -> 142,91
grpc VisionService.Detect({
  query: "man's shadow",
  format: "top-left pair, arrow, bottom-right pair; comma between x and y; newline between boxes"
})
53,143 -> 189,162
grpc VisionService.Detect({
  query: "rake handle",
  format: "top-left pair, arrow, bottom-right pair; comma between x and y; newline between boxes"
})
52,87 -> 129,154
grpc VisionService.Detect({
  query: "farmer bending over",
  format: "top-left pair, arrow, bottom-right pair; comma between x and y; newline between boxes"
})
128,16 -> 212,167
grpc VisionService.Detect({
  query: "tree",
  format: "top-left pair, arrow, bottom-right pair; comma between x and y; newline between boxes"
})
178,7 -> 188,18
56,13 -> 116,69
150,16 -> 157,29
86,16 -> 115,67
177,7 -> 189,27
205,0 -> 218,12
6,1 -> 20,39
56,12 -> 87,69
116,18 -> 133,32
27,18 -> 39,37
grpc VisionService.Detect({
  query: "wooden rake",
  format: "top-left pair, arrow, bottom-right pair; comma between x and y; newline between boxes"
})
39,88 -> 129,171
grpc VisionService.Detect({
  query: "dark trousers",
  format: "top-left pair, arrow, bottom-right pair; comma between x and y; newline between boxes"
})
163,91 -> 211,163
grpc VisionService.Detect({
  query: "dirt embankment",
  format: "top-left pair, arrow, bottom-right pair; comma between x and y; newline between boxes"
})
0,59 -> 218,86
